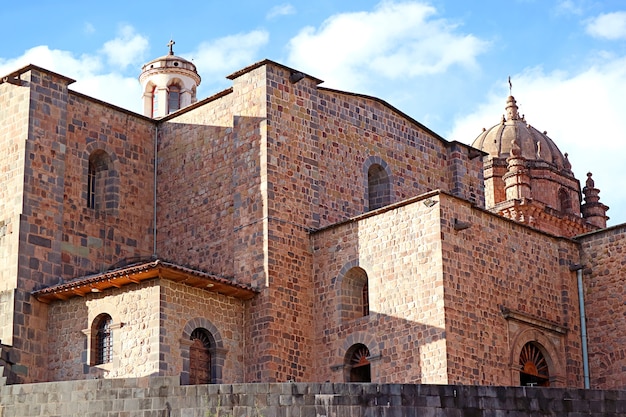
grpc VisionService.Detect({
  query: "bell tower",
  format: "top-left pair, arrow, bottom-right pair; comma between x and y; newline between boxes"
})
139,40 -> 201,118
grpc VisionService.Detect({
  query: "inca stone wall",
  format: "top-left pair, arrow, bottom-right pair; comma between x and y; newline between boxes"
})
1,377 -> 625,417
0,74 -> 29,344
438,193 -> 583,387
576,225 -> 626,390
311,192 -> 584,387
312,192 -> 447,384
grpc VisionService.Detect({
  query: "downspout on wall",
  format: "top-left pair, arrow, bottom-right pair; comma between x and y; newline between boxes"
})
153,123 -> 158,258
571,263 -> 590,389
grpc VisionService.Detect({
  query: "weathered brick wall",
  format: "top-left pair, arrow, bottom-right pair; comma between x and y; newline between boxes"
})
438,193 -> 583,387
1,378 -> 625,417
576,225 -> 626,390
311,194 -> 447,384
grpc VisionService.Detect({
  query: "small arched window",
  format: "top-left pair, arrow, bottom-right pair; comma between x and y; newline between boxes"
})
558,188 -> 572,214
168,85 -> 181,114
345,344 -> 371,382
93,314 -> 113,365
189,328 -> 213,384
367,163 -> 391,211
519,342 -> 550,387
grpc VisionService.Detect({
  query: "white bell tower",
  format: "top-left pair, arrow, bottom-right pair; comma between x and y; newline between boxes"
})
139,40 -> 201,118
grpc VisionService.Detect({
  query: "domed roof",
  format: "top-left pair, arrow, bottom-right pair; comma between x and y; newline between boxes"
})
139,40 -> 201,86
471,96 -> 571,171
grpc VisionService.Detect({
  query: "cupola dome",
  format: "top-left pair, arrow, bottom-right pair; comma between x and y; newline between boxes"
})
139,40 -> 201,118
471,96 -> 571,173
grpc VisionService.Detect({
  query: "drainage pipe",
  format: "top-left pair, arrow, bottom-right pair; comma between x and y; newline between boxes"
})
153,124 -> 158,258
573,265 -> 590,388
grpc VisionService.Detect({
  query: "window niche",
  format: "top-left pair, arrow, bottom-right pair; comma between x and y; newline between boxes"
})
86,149 -> 119,214
82,313 -> 123,370
340,266 -> 370,322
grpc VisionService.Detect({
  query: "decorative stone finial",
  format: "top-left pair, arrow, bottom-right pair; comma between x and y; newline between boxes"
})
563,153 -> 572,171
582,172 -> 609,228
167,39 -> 175,56
505,95 -> 520,121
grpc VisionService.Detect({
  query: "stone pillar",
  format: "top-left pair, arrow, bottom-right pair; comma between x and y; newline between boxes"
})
581,172 -> 609,229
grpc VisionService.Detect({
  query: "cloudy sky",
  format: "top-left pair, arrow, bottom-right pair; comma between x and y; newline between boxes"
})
2,0 -> 624,225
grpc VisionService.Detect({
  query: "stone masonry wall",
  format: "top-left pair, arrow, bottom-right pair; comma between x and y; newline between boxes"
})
1,377 -> 625,417
61,92 -> 156,278
311,193 -> 447,384
438,193 -> 583,387
47,281 -> 161,381
576,225 -> 626,390
161,280 -> 246,383
45,279 -> 246,383
0,77 -> 29,344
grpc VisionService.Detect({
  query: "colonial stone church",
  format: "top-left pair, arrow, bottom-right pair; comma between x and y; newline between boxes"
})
0,42 -> 623,390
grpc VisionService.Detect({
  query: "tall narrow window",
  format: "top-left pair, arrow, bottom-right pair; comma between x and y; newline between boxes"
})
87,161 -> 96,209
168,85 -> 181,114
87,150 -> 118,212
519,342 -> 550,387
94,314 -> 113,365
367,163 -> 391,210
151,86 -> 159,117
189,328 -> 213,384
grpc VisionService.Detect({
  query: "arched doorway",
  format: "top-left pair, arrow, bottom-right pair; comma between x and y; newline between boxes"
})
519,342 -> 550,386
189,328 -> 212,384
346,344 -> 371,382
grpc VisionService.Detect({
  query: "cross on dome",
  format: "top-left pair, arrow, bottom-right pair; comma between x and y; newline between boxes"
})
167,39 -> 175,55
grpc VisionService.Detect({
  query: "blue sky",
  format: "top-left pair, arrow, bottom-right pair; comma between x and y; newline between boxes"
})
2,0 -> 625,225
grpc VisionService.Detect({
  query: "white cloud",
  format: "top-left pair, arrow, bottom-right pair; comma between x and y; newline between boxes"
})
286,1 -> 489,91
0,45 -> 102,80
267,3 -> 296,19
585,11 -> 626,40
0,43 -> 143,114
189,30 -> 269,77
448,57 -> 626,225
101,24 -> 149,69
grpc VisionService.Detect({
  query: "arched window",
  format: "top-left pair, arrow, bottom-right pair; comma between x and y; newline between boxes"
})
345,344 -> 371,382
340,266 -> 370,321
367,163 -> 391,210
168,85 -> 181,114
87,149 -> 119,213
519,342 -> 550,386
558,188 -> 572,214
189,328 -> 213,384
93,314 -> 113,365
151,85 -> 159,117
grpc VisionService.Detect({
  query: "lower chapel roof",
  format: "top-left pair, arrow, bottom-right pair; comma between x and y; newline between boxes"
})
31,259 -> 258,303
